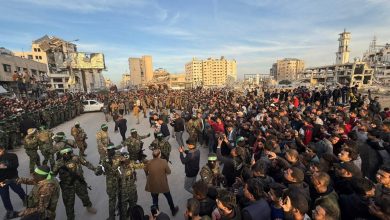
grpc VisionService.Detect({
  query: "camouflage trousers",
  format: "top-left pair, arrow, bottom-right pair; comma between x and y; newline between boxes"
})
106,177 -> 137,219
107,177 -> 119,218
75,140 -> 87,156
40,147 -> 55,169
98,146 -> 107,160
60,180 -> 92,220
25,149 -> 41,173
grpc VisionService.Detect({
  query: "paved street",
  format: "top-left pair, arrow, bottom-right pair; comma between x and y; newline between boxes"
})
1,111 -> 210,220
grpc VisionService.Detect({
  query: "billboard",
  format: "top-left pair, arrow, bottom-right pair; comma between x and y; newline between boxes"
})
71,52 -> 105,69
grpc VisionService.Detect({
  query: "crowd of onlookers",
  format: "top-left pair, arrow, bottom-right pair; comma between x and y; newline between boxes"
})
1,85 -> 390,219
152,86 -> 390,220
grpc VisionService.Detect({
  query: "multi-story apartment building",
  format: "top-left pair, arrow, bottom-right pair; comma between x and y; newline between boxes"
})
185,56 -> 237,88
270,58 -> 305,81
128,55 -> 153,87
120,73 -> 131,89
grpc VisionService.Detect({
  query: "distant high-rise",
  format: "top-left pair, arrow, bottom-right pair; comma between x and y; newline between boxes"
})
336,29 -> 351,65
128,55 -> 153,86
185,56 -> 237,88
270,58 -> 305,81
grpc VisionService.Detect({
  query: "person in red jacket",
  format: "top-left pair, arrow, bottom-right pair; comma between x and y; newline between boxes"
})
207,115 -> 225,134
293,95 -> 300,108
302,119 -> 314,145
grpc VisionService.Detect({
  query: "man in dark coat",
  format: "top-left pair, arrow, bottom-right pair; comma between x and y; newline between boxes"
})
115,115 -> 127,141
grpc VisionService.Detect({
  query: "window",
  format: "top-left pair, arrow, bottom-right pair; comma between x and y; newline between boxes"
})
28,55 -> 33,60
37,48 -> 41,52
82,101 -> 89,105
3,64 -> 11,72
33,48 -> 37,52
35,56 -> 39,59
53,78 -> 63,83
38,56 -> 42,60
89,101 -> 97,105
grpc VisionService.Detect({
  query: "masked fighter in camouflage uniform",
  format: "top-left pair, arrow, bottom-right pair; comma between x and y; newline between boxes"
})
96,124 -> 111,160
96,144 -> 145,220
149,133 -> 172,162
200,153 -> 223,187
11,165 -> 60,220
71,121 -> 88,157
37,126 -> 55,169
52,148 -> 97,220
52,132 -> 77,160
24,128 -> 41,174
122,129 -> 150,161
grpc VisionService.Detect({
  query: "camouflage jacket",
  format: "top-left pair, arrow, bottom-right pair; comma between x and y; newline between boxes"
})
52,155 -> 95,183
24,135 -> 39,150
37,130 -> 53,145
71,126 -> 87,142
99,153 -> 144,179
200,164 -> 221,186
96,130 -> 110,147
150,139 -> 171,158
17,177 -> 60,220
123,134 -> 149,159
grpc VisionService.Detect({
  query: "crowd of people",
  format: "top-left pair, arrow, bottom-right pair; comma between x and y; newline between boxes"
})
0,85 -> 390,220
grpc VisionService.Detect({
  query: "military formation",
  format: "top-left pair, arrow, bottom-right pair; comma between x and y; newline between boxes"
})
1,119 -> 161,220
0,98 -> 84,150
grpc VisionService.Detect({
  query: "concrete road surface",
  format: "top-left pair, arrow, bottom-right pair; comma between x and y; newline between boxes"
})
1,110 -> 210,220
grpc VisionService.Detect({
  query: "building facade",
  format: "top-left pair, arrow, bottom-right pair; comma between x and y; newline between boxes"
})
128,55 -> 153,87
270,58 -> 305,81
105,78 -> 114,88
14,35 -> 106,92
120,73 -> 131,89
297,30 -> 373,88
0,49 -> 48,92
185,56 -> 237,88
362,37 -> 390,85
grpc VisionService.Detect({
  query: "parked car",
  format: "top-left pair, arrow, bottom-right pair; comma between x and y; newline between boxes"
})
82,100 -> 104,112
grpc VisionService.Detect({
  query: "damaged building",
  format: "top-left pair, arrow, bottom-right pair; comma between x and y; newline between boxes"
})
14,35 -> 106,92
298,29 -> 374,88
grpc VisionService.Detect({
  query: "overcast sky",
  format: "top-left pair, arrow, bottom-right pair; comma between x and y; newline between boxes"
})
1,0 -> 390,84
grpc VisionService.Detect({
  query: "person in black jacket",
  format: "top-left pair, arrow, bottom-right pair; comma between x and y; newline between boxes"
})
338,177 -> 376,220
192,180 -> 216,218
170,113 -> 185,147
241,178 -> 271,220
157,118 -> 170,141
179,138 -> 200,193
0,144 -> 26,219
332,86 -> 341,105
115,115 -> 127,141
